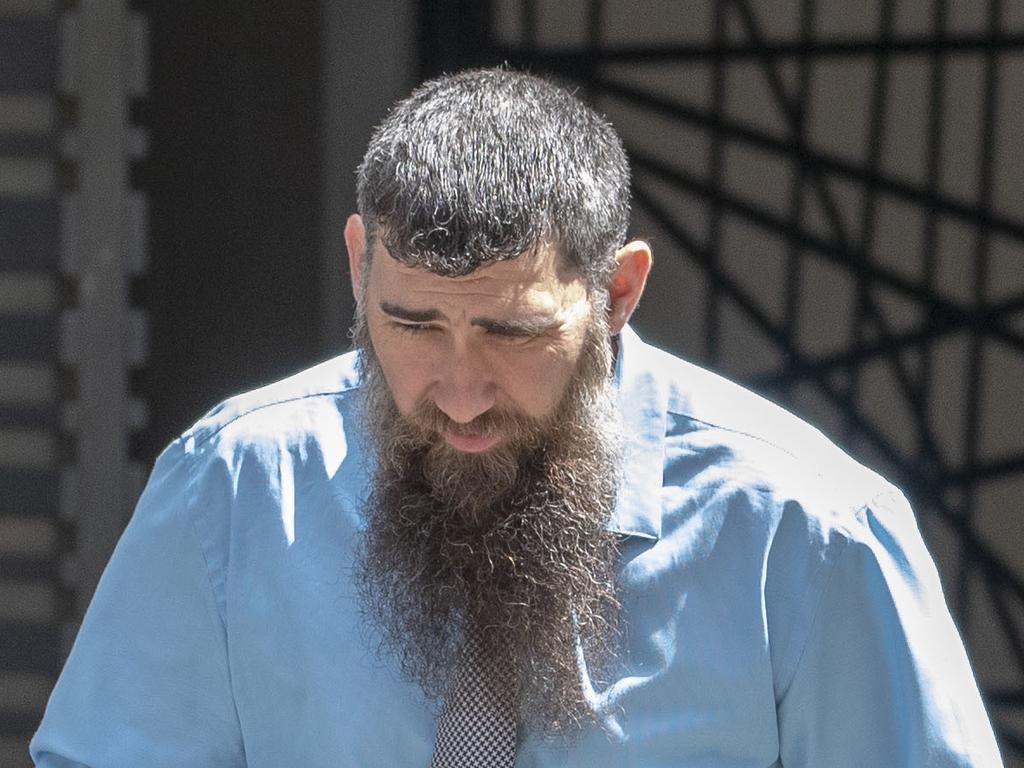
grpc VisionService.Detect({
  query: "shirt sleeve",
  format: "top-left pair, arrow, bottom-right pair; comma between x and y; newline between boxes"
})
775,489 -> 1003,767
30,437 -> 246,767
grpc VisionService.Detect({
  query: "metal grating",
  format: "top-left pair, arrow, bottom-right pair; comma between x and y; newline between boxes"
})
422,0 -> 1024,762
0,2 -> 148,765
0,7 -> 64,767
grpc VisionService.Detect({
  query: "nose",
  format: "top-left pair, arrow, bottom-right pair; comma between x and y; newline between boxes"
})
430,342 -> 496,425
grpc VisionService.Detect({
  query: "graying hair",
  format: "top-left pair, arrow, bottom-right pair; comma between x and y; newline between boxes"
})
356,67 -> 631,291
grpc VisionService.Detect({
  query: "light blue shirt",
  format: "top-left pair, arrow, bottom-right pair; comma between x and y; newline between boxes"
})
32,326 -> 1002,766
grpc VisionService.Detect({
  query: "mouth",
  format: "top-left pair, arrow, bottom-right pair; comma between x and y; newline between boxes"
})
443,432 -> 502,453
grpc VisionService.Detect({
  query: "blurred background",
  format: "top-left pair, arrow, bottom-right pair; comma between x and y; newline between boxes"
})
2,0 -> 1023,764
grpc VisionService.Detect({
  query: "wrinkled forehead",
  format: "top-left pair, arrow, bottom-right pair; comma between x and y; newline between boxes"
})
366,237 -> 588,295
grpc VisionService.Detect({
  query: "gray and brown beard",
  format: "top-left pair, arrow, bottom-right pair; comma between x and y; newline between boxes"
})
352,306 -> 624,735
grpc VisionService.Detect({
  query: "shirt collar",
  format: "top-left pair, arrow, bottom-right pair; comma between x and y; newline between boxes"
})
607,324 -> 666,541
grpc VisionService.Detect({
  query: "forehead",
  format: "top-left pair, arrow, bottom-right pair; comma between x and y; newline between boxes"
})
368,243 -> 586,304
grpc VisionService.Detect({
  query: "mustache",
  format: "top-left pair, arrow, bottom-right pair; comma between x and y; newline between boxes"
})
402,399 -> 547,442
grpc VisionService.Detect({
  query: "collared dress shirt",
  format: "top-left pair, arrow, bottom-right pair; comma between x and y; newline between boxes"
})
31,326 -> 1003,767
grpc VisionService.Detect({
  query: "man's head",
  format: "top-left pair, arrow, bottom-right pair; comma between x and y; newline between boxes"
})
344,67 -> 651,735
346,67 -> 651,429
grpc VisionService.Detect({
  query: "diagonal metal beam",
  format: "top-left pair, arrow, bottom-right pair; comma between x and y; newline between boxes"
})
842,0 -> 896,447
752,294 -> 1024,390
704,0 -> 728,365
987,690 -> 1024,707
725,0 -> 969,480
585,74 -> 1024,246
752,321 -> 960,388
918,0 -> 950,467
633,180 -> 947,479
629,149 -> 1024,357
633,182 -> 1024,611
956,0 -> 1004,626
725,0 -> 853,257
993,726 -> 1024,761
778,0 -> 815,407
944,452 -> 1024,486
986,575 -> 1024,677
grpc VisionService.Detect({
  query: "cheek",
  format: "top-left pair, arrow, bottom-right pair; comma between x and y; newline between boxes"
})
369,331 -> 428,414
497,346 -> 580,416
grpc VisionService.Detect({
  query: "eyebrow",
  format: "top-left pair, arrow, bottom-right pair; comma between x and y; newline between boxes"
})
379,302 -> 441,323
379,301 -> 559,336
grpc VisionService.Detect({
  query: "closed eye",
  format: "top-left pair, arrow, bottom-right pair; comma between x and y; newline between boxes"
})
476,319 -> 555,339
486,326 -> 537,339
391,321 -> 436,335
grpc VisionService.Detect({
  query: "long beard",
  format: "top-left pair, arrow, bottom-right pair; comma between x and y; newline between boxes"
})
352,308 -> 624,735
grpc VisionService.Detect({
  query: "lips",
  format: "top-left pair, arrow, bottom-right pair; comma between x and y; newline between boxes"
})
443,432 -> 502,453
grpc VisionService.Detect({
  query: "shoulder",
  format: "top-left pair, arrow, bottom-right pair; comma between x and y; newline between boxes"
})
624,329 -> 892,520
182,349 -> 363,454
134,350 -> 368,618
638,343 -> 940,695
625,331 -> 929,673
168,347 -> 369,527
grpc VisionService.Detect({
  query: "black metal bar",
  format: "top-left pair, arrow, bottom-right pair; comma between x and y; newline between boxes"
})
586,0 -> 602,51
0,468 -> 58,516
491,30 -> 1024,65
0,621 -> 61,672
987,689 -> 1024,706
418,0 -> 495,78
581,0 -> 603,102
632,181 -> 1024,611
927,506 -> 1024,621
0,710 -> 51,738
0,200 -> 60,270
725,0 -> 852,256
521,0 -> 537,54
705,0 -> 727,366
0,404 -> 57,431
918,0 -> 948,476
993,724 -> 1024,761
845,0 -> 895,446
0,317 -> 57,361
0,18 -> 57,91
989,292 -> 1024,316
780,0 -> 814,407
587,74 -> 1024,246
986,576 -> 1024,678
0,555 -> 57,582
752,320 -> 958,388
958,0 -> 1002,625
708,3 -> 956,474
0,133 -> 56,155
628,149 -> 1024,356
944,452 -> 1024,485
751,294 -> 1024,389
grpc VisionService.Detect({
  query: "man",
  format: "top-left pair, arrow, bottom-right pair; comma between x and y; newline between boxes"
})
32,68 -> 1001,766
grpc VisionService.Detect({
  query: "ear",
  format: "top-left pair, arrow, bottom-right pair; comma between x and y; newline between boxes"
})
606,240 -> 652,335
344,213 -> 367,306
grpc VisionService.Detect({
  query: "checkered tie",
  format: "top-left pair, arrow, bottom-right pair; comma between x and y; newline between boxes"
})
430,632 -> 518,767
